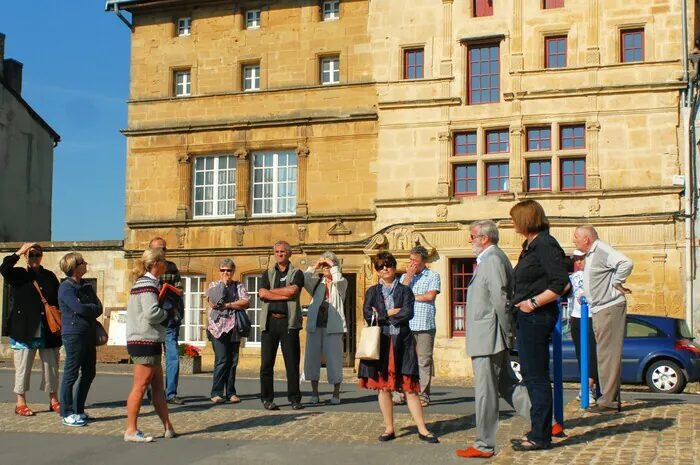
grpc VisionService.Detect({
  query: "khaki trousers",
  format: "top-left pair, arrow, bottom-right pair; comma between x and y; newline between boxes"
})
592,301 -> 627,408
13,347 -> 60,395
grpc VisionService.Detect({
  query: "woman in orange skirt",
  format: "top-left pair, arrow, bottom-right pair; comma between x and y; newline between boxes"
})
358,252 -> 438,444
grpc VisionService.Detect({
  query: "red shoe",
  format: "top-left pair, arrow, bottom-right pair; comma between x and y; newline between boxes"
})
552,422 -> 565,438
455,447 -> 494,458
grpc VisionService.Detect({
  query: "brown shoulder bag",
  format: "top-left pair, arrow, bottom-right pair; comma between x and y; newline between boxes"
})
33,281 -> 62,335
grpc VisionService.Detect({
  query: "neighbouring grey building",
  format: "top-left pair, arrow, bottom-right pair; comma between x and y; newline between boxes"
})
0,32 -> 60,242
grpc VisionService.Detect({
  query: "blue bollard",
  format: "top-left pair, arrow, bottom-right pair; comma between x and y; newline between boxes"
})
553,299 -> 564,427
580,297 -> 590,409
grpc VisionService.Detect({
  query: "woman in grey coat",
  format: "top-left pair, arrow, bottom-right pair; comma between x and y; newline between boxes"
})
303,251 -> 347,405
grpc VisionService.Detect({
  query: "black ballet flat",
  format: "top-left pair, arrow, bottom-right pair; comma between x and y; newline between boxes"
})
378,432 -> 396,442
418,432 -> 440,444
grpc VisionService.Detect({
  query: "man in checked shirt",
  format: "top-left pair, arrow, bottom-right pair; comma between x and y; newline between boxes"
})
392,245 -> 441,407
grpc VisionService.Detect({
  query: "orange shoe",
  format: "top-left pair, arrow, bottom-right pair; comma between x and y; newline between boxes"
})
552,422 -> 565,438
455,447 -> 494,458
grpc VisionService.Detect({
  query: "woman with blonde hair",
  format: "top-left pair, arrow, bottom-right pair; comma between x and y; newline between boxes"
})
57,252 -> 102,427
124,248 -> 176,443
303,251 -> 347,405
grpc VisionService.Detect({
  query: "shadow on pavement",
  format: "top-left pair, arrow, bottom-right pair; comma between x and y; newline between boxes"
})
183,412 -> 320,437
398,414 -> 477,439
553,417 -> 675,448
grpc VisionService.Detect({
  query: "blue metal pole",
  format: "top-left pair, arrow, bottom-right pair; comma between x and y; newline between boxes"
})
553,299 -> 564,426
580,297 -> 590,409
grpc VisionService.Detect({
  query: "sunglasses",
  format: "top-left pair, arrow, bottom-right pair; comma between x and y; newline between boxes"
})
219,268 -> 233,273
374,263 -> 393,271
28,251 -> 43,259
75,259 -> 87,267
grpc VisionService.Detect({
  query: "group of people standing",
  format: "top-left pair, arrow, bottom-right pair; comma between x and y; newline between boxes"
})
1,199 -> 634,454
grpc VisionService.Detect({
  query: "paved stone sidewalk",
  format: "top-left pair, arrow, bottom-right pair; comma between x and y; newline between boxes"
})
1,398 -> 698,464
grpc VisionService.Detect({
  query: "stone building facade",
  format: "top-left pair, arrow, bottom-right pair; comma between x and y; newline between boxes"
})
108,0 -> 694,377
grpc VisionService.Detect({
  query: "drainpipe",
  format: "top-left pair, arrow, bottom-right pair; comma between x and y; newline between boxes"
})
112,2 -> 134,32
682,0 -> 689,104
682,0 -> 693,332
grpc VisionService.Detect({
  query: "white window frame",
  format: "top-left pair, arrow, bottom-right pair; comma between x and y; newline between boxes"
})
243,64 -> 261,91
180,275 -> 206,345
322,1 -> 340,21
177,17 -> 192,36
244,274 -> 263,346
174,70 -> 191,97
251,151 -> 297,217
320,56 -> 340,85
245,9 -> 261,29
193,155 -> 237,218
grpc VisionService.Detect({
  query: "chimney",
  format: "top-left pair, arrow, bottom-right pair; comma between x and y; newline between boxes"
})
4,59 -> 23,95
0,33 -> 5,80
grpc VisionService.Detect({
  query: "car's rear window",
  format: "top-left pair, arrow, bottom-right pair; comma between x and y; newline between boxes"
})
676,319 -> 694,339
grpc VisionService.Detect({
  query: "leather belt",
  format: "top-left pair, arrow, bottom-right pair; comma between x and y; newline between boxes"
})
270,313 -> 287,319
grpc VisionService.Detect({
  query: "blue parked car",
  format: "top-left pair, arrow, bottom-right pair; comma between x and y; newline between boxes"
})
510,315 -> 700,394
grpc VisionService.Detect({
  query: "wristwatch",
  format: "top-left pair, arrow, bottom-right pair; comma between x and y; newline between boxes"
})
529,297 -> 539,309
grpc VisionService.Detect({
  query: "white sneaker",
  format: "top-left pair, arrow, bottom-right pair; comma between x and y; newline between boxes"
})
62,414 -> 86,427
588,388 -> 597,405
124,430 -> 154,443
78,413 -> 91,422
308,396 -> 320,404
164,429 -> 176,439
330,397 -> 341,405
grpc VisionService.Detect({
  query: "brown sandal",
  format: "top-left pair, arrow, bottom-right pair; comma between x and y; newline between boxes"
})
15,405 -> 35,416
49,402 -> 60,413
229,395 -> 241,404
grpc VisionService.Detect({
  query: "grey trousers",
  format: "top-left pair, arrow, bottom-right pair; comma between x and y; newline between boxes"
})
303,328 -> 344,385
472,350 -> 531,453
393,329 -> 436,403
592,301 -> 627,408
13,347 -> 60,395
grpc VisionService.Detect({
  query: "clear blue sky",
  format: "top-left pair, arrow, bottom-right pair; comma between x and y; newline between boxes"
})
2,1 -> 131,241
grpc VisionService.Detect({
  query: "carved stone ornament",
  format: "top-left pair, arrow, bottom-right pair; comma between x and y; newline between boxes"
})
235,225 -> 244,247
437,183 -> 449,197
588,198 -> 601,217
364,227 -> 437,257
176,228 -> 186,248
436,204 -> 448,222
295,144 -> 310,157
234,148 -> 249,159
177,153 -> 192,164
258,256 -> 269,268
328,218 -> 352,236
297,225 -> 307,244
363,257 -> 375,283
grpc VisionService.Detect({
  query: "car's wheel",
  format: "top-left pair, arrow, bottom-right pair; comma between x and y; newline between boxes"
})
645,360 -> 687,394
510,359 -> 523,382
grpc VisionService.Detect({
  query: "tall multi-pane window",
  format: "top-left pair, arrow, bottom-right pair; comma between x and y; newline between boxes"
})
485,129 -> 509,154
404,49 -> 424,80
451,259 -> 476,336
244,275 -> 263,344
473,0 -> 493,17
246,10 -> 261,29
179,275 -> 206,344
177,17 -> 191,36
453,165 -> 477,196
621,29 -> 644,63
454,132 -> 477,156
251,151 -> 297,216
561,159 -> 586,191
543,0 -> 564,8
468,44 -> 499,104
243,64 -> 261,91
527,160 -> 552,192
322,1 -> 340,21
545,36 -> 567,69
560,125 -> 586,149
527,127 -> 551,151
320,56 -> 340,85
193,155 -> 236,218
174,70 -> 191,97
486,162 -> 509,194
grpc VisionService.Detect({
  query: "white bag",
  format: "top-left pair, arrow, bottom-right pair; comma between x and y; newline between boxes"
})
356,312 -> 381,361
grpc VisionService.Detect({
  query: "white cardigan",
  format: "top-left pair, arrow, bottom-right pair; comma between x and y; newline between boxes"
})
303,266 -> 348,334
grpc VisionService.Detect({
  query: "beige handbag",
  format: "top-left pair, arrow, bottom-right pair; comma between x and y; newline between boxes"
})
356,312 -> 381,361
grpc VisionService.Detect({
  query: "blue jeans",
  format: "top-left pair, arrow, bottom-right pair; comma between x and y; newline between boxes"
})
516,306 -> 558,447
164,326 -> 180,399
211,332 -> 241,398
59,334 -> 96,417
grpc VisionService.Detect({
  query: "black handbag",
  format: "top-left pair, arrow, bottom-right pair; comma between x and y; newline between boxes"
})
235,310 -> 252,338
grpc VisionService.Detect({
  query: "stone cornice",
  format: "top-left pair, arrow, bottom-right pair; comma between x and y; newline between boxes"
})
0,240 -> 124,254
497,186 -> 683,202
126,211 -> 376,229
511,59 -> 682,76
504,81 -> 686,101
121,112 -> 378,136
378,97 -> 462,110
375,197 -> 462,208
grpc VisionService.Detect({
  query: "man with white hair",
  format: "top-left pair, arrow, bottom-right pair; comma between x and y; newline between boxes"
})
572,225 -> 634,412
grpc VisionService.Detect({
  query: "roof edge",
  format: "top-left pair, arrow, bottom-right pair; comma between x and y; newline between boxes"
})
1,82 -> 60,144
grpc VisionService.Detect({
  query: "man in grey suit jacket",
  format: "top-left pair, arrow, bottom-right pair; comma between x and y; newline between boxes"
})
456,220 -> 532,459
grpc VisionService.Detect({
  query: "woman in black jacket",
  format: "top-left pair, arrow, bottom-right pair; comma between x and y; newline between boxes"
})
0,243 -> 62,416
509,200 -> 570,451
358,252 -> 438,444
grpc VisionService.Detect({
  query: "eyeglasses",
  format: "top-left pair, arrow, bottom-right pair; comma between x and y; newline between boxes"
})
219,268 -> 233,273
161,247 -> 167,253
470,234 -> 485,240
374,263 -> 393,271
28,251 -> 43,259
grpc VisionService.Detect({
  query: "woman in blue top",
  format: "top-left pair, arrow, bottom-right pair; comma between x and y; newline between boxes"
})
57,252 -> 103,427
